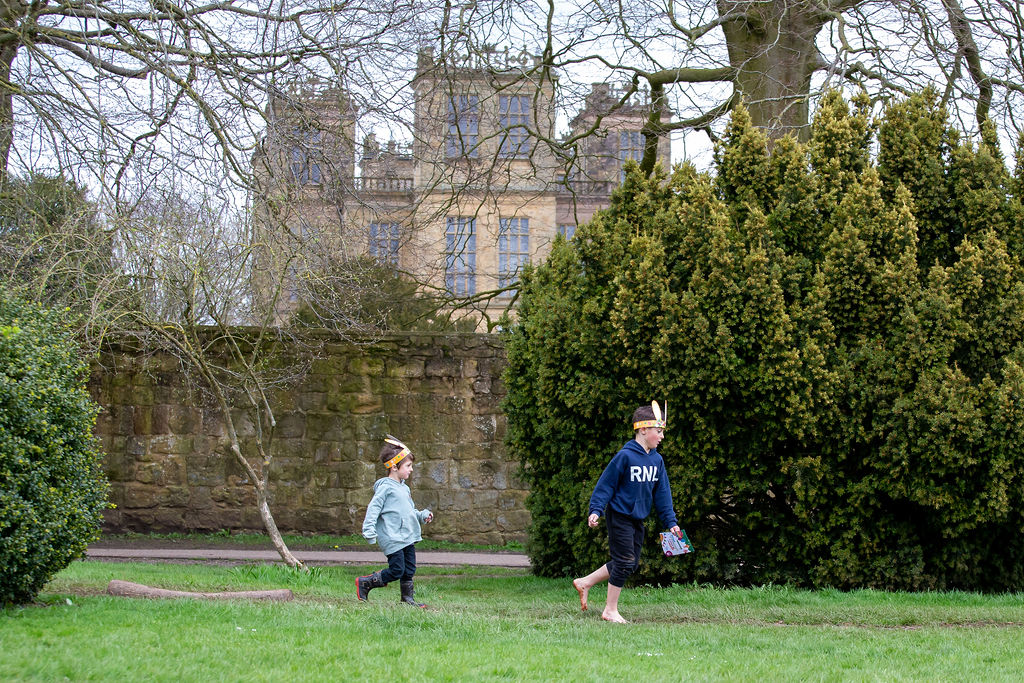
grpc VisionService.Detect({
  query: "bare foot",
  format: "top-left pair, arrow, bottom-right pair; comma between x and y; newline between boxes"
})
601,612 -> 628,624
572,579 -> 588,611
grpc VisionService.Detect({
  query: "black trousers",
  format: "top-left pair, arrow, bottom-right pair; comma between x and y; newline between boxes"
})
381,543 -> 417,584
605,507 -> 644,588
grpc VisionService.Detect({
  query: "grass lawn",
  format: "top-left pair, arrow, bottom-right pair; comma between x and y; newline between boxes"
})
3,561 -> 1023,681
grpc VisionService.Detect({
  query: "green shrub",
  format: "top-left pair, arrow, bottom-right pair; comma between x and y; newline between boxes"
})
505,91 -> 1024,591
0,174 -> 111,317
0,294 -> 109,604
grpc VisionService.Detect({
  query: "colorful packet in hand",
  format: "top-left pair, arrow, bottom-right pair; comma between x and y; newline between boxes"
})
660,530 -> 693,556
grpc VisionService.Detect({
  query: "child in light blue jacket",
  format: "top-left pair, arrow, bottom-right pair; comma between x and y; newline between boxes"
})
356,435 -> 433,606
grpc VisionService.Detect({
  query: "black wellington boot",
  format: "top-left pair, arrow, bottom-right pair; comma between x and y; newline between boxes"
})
400,580 -> 426,608
355,571 -> 385,601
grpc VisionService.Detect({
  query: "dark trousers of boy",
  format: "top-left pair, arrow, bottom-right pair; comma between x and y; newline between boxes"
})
605,508 -> 644,587
381,544 -> 417,584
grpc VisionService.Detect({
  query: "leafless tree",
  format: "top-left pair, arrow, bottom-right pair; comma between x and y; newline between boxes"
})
3,1 -> 1022,185
0,176 -> 324,568
443,0 -> 1023,169
112,188 -> 314,567
0,0 -> 441,566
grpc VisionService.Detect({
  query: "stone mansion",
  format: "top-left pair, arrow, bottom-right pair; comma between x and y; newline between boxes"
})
252,48 -> 671,327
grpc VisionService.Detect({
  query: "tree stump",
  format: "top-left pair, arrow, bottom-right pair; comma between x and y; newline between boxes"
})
107,579 -> 293,601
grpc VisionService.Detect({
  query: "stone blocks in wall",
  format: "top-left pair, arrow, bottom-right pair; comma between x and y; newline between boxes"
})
90,332 -> 528,545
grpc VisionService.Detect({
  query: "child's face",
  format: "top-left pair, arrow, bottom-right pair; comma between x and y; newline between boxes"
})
392,458 -> 414,481
638,426 -> 665,451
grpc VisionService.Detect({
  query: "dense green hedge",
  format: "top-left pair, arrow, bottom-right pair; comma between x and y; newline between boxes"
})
504,90 -> 1024,591
0,295 -> 109,604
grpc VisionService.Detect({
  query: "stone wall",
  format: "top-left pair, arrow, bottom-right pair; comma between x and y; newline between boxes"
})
91,333 -> 528,545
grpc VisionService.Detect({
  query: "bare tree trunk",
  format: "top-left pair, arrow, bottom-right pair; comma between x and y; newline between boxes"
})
108,580 -> 294,600
219,407 -> 307,572
940,0 -> 993,128
151,322 -> 309,572
0,32 -> 19,185
718,0 -> 827,140
0,0 -> 30,184
256,488 -> 305,570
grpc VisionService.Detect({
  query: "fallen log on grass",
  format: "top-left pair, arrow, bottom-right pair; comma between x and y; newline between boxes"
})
107,580 -> 293,601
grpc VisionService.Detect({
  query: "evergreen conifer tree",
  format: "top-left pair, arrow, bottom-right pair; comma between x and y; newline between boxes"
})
505,93 -> 1024,590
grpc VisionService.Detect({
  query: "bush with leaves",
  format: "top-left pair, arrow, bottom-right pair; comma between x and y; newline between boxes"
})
0,295 -> 109,604
504,90 -> 1024,590
294,258 -> 478,333
0,174 -> 111,317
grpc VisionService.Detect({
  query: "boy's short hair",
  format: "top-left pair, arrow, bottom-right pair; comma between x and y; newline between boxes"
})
632,405 -> 656,431
379,442 -> 414,468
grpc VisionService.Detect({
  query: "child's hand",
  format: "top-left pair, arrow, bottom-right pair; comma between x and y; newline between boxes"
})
670,525 -> 682,538
588,513 -> 600,528
425,513 -> 433,523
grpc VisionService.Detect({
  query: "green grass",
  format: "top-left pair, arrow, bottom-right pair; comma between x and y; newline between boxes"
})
3,561 -> 1023,681
99,530 -> 525,553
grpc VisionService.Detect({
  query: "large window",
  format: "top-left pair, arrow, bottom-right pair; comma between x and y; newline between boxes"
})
498,217 -> 529,295
618,131 -> 644,183
499,95 -> 531,158
445,217 -> 476,296
369,222 -> 400,264
287,264 -> 301,303
290,130 -> 323,184
557,224 -> 576,240
447,95 -> 479,158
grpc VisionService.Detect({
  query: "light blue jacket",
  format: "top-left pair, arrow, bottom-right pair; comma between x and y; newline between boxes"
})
361,477 -> 432,556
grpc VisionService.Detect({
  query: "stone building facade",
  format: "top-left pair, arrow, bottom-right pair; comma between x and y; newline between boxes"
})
252,48 -> 671,326
92,333 -> 526,545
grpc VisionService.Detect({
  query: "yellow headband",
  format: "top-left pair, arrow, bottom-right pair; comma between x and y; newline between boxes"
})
633,400 -> 667,430
384,449 -> 409,469
383,434 -> 411,469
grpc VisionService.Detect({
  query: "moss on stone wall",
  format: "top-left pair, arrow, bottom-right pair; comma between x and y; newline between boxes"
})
90,333 -> 526,545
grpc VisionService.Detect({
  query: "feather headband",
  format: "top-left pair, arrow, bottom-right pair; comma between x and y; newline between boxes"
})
383,434 -> 411,469
633,400 -> 667,430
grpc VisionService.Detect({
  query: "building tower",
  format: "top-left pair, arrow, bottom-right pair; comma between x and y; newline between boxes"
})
253,51 -> 670,327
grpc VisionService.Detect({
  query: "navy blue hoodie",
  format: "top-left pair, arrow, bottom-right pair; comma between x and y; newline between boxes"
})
588,439 -> 678,528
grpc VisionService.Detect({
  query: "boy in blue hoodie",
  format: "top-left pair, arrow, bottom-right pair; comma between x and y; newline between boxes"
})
572,402 -> 682,623
356,435 -> 433,606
